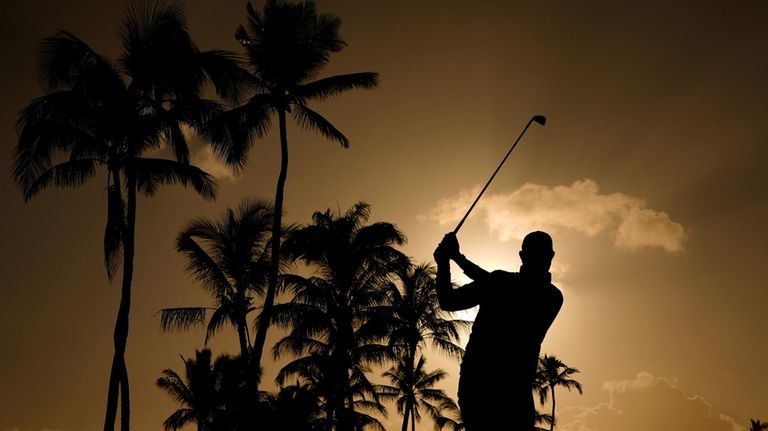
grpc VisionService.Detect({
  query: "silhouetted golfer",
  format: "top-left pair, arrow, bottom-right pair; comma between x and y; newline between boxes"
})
434,231 -> 563,431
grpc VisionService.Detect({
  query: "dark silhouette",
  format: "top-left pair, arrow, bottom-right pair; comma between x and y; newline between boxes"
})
378,356 -> 458,431
159,199 -> 285,358
157,349 -> 267,431
382,263 -> 470,431
12,2 -> 238,429
434,231 -> 563,431
273,202 -> 406,431
203,0 -> 379,380
751,419 -> 768,431
534,355 -> 583,431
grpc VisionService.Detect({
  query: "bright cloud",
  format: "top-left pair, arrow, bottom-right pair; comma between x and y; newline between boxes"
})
423,179 -> 687,252
557,372 -> 742,431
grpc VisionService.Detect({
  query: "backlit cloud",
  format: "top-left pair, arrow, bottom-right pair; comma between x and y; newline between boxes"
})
557,372 -> 742,431
423,179 -> 687,252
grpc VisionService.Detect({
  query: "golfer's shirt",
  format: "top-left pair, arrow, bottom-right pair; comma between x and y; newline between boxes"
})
441,265 -> 563,379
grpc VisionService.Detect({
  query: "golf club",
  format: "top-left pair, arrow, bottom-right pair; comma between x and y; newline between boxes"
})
452,115 -> 547,234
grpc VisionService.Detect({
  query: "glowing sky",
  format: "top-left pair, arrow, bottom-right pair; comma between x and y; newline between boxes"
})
1,1 -> 767,430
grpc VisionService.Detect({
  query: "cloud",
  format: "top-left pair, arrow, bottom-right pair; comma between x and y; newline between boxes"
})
194,146 -> 239,182
557,372 -> 742,431
422,179 -> 687,252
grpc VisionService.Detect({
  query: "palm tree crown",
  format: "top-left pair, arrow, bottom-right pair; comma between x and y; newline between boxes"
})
535,355 -> 583,431
160,199 -> 283,357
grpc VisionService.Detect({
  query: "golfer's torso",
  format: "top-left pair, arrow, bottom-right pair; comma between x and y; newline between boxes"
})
462,271 -> 551,376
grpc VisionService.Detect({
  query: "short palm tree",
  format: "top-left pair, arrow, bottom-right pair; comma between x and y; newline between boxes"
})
13,2 -> 239,429
273,202 -> 407,431
378,356 -> 457,431
534,355 -> 583,431
750,419 -> 768,431
203,0 -> 379,374
157,349 -> 221,431
433,404 -> 464,431
383,264 -> 470,431
159,199 -> 279,357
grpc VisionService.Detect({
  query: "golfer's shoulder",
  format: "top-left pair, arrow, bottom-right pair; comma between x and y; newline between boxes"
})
548,283 -> 564,304
489,269 -> 516,283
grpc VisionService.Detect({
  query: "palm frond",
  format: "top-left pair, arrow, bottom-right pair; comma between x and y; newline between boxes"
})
159,307 -> 209,332
297,72 -> 378,101
21,159 -> 99,201
133,157 -> 216,200
200,97 -> 272,169
198,49 -> 248,105
38,31 -> 113,91
292,104 -> 349,147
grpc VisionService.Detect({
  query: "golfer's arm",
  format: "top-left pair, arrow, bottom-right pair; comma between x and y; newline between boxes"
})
435,260 -> 480,311
453,254 -> 490,281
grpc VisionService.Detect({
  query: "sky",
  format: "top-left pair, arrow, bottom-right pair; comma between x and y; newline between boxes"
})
1,1 -> 767,430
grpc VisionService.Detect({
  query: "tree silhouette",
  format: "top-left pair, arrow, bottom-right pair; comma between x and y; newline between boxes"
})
534,355 -> 583,431
433,403 -> 464,431
203,0 -> 379,378
273,202 -> 406,431
156,350 -> 221,431
383,263 -> 469,431
159,199 -> 287,357
378,356 -> 458,431
13,2 -> 239,429
750,419 -> 768,431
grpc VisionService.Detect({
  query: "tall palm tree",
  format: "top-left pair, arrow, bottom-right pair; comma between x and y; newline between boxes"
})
534,355 -> 583,431
13,2 -> 240,429
378,356 -> 457,431
273,202 -> 407,431
159,199 -> 279,357
383,264 -> 470,431
203,0 -> 379,374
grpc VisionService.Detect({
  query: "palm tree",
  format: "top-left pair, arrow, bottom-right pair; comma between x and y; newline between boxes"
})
750,419 -> 768,431
534,355 -> 583,431
157,350 -> 221,431
378,356 -> 457,431
272,381 -> 325,431
13,2 -> 239,429
433,403 -> 464,431
203,0 -> 379,375
273,202 -> 407,431
159,199 -> 279,357
383,264 -> 470,431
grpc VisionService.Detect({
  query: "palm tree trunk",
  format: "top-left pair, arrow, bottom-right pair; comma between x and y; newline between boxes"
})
237,318 -> 250,358
119,359 -> 130,431
251,107 -> 289,382
549,384 -> 556,431
404,346 -> 416,431
104,171 -> 137,431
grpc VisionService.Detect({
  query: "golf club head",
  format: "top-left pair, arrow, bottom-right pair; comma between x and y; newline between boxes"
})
532,115 -> 547,126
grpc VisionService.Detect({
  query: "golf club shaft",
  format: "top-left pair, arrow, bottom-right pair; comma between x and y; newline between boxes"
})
452,116 -> 542,234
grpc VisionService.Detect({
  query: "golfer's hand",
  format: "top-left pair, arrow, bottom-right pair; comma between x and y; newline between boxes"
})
434,233 -> 460,263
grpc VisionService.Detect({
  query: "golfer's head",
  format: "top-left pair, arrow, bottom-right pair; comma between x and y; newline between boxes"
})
520,231 -> 555,272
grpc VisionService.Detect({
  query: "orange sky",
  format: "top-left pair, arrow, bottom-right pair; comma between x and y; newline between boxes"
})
1,1 -> 767,430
